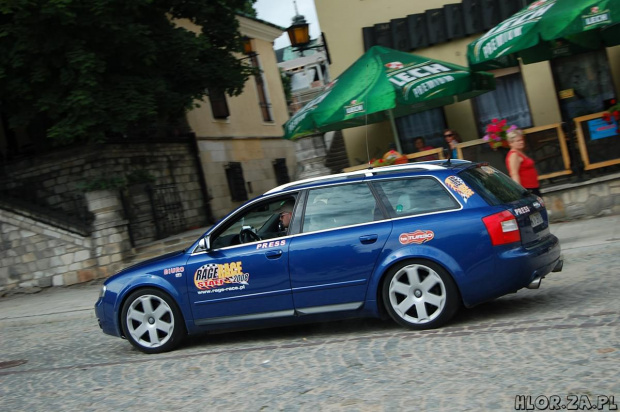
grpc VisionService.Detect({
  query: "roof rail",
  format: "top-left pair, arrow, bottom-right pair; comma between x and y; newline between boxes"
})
264,162 -> 453,194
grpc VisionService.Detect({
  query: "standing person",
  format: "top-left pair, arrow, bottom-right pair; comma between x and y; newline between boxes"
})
505,128 -> 541,197
443,129 -> 461,158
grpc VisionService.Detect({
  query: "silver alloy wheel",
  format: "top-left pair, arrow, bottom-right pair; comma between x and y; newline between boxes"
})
125,294 -> 175,348
387,263 -> 447,324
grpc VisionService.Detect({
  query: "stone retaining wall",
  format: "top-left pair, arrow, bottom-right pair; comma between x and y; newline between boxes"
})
0,190 -> 131,295
542,172 -> 620,222
0,208 -> 96,292
0,141 -> 207,231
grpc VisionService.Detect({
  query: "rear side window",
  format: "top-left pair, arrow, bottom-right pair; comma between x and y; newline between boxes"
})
459,166 -> 526,205
303,183 -> 379,232
373,177 -> 459,218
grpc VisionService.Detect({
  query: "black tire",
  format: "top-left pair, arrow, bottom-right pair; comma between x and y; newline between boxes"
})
381,260 -> 459,330
120,288 -> 186,354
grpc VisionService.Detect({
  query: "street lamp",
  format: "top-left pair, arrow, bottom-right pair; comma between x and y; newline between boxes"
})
285,1 -> 331,64
242,36 -> 255,56
286,14 -> 311,49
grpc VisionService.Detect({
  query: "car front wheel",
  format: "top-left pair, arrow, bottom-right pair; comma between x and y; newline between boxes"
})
121,288 -> 185,354
382,260 -> 459,330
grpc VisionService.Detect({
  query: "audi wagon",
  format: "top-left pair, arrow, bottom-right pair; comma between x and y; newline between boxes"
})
95,160 -> 563,353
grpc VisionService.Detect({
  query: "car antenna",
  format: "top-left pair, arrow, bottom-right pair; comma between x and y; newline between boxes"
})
443,147 -> 452,166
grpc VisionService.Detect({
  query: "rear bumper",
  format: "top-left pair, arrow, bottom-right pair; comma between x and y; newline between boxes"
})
461,234 -> 562,307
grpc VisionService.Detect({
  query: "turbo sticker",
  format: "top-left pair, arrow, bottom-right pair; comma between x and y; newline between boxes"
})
445,176 -> 475,203
399,230 -> 434,245
194,261 -> 249,290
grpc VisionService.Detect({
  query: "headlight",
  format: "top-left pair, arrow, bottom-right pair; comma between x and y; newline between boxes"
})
99,285 -> 107,299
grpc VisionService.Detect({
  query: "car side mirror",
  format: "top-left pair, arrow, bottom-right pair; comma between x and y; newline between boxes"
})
198,237 -> 210,252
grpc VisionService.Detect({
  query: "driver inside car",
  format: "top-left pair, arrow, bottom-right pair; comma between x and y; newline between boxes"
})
276,199 -> 294,235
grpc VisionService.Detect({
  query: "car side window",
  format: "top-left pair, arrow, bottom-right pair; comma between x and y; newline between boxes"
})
302,183 -> 379,233
373,177 -> 459,218
211,196 -> 296,249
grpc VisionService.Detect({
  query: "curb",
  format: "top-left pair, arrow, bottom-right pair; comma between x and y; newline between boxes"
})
0,308 -> 96,327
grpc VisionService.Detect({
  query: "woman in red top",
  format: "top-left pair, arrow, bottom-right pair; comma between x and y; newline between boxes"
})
505,129 -> 541,197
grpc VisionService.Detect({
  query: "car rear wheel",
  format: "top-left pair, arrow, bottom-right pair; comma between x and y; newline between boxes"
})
382,260 -> 459,330
121,288 -> 185,354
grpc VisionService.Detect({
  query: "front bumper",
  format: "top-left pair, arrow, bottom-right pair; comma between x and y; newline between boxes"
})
95,295 -> 122,337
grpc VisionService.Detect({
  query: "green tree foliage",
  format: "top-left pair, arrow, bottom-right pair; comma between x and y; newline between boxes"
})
0,0 -> 258,144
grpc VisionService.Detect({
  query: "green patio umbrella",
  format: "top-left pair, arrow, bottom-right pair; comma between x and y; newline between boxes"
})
467,0 -> 620,71
283,45 -> 495,146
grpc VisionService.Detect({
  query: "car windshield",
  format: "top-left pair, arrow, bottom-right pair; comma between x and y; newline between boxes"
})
459,165 -> 527,205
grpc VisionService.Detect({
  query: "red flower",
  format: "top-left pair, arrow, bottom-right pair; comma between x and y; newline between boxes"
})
487,124 -> 501,133
603,113 -> 612,123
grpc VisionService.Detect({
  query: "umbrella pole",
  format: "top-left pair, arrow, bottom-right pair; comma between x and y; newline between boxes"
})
388,110 -> 403,154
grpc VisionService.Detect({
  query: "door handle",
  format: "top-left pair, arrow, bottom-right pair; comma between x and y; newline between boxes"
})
359,234 -> 378,244
265,250 -> 283,259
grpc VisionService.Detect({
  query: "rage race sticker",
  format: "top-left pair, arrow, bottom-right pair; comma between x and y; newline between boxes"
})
445,176 -> 475,203
399,230 -> 435,245
194,261 -> 249,291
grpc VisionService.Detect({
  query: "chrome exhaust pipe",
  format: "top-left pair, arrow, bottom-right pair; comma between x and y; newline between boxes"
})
527,276 -> 542,289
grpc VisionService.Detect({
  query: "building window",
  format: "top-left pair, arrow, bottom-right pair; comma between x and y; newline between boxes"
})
273,158 -> 290,186
208,89 -> 230,119
551,50 -> 616,121
472,72 -> 533,133
249,54 -> 273,122
395,107 -> 447,153
225,162 -> 248,202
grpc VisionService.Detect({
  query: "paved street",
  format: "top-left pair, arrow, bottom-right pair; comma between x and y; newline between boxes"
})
1,216 -> 619,411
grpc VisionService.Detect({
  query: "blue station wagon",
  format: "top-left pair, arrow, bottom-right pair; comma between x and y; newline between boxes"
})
95,160 -> 563,353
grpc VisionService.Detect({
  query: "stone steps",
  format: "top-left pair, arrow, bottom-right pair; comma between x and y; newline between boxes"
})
123,227 -> 209,266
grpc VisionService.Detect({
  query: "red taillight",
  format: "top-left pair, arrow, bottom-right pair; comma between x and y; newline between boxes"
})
482,210 -> 521,246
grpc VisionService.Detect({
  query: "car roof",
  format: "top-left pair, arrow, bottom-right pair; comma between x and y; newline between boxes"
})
265,160 -> 474,195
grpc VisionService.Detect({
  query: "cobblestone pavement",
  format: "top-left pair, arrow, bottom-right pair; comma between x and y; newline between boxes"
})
1,217 -> 619,411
